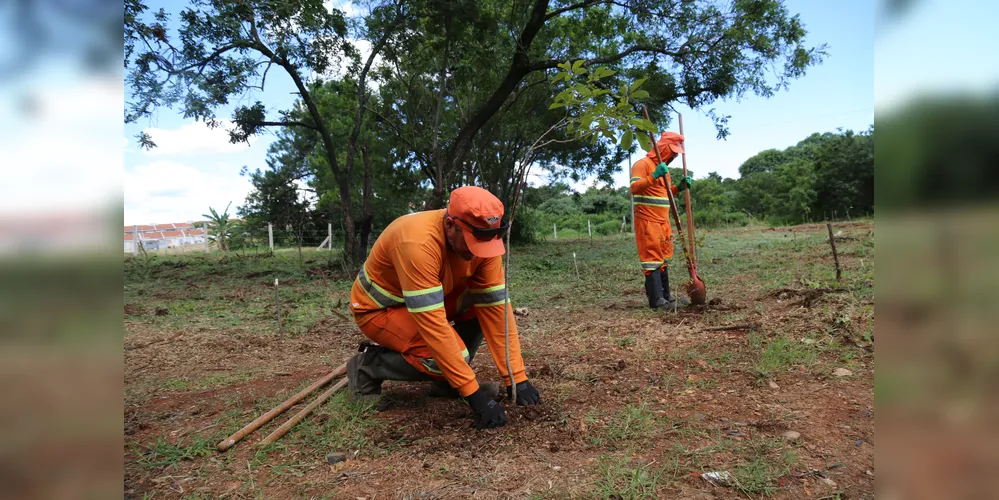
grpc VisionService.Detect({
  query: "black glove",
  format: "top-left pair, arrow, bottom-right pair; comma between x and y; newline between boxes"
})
465,386 -> 506,429
506,380 -> 541,406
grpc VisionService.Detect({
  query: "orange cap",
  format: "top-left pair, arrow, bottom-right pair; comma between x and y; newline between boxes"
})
647,131 -> 685,161
447,186 -> 506,258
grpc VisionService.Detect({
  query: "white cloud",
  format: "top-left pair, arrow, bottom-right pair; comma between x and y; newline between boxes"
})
326,0 -> 361,17
141,120 -> 256,156
292,179 -> 317,208
0,75 -> 121,214
124,160 -> 253,225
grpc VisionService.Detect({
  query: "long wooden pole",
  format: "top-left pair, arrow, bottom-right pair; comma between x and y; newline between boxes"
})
641,106 -> 693,274
216,362 -> 347,451
258,377 -> 349,445
677,114 -> 697,266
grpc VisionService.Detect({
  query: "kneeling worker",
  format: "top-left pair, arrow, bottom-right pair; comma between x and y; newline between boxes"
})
347,186 -> 541,429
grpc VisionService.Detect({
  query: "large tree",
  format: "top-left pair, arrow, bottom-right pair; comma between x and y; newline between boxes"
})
126,0 -> 824,256
125,0 -> 405,265
369,0 -> 826,207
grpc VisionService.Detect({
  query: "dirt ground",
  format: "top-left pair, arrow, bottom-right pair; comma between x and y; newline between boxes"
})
124,221 -> 874,499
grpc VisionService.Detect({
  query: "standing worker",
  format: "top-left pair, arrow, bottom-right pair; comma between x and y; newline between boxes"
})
630,132 -> 693,309
346,186 -> 541,429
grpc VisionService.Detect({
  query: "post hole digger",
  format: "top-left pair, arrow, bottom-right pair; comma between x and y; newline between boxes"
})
634,104 -> 707,306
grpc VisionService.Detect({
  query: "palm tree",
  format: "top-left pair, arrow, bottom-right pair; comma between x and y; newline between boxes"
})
203,202 -> 239,252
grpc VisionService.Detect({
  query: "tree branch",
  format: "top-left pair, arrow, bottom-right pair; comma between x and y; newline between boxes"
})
545,0 -> 605,20
446,0 -> 550,172
249,120 -> 319,131
528,44 -> 681,72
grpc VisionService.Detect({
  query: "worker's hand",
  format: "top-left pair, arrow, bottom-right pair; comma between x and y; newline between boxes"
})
506,380 -> 541,406
676,175 -> 693,192
465,386 -> 506,429
653,162 -> 669,179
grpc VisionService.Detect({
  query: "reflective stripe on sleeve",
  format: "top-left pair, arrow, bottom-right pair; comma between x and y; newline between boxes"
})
470,284 -> 508,308
403,285 -> 445,313
358,268 -> 405,308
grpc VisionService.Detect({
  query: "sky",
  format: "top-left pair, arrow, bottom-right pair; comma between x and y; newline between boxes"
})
121,0 -> 884,225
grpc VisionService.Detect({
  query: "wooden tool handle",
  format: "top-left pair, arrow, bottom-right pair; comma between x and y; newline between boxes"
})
216,361 -> 347,451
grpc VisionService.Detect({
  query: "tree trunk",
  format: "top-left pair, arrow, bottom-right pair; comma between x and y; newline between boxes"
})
338,174 -> 358,268
358,145 -> 374,262
425,43 -> 450,211
445,0 -> 549,173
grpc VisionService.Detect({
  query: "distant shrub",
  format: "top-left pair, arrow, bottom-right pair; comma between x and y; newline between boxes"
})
595,220 -> 622,235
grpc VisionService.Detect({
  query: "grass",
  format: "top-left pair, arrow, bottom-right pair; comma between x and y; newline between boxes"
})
590,455 -> 679,499
132,435 -> 216,469
125,248 -> 354,337
730,438 -> 800,495
281,392 -> 381,453
750,334 -> 818,381
587,403 -> 661,449
124,220 -> 874,498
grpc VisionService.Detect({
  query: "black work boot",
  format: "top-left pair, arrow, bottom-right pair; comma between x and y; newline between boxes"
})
347,344 -> 433,403
645,270 -> 669,309
659,267 -> 690,307
428,318 -> 494,399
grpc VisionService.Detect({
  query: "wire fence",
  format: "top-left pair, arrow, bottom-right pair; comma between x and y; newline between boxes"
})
127,223 -> 390,260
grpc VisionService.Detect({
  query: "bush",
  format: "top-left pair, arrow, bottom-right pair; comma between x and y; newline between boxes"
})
693,209 -> 750,228
557,228 -> 582,239
510,207 -> 541,244
595,219 -> 622,235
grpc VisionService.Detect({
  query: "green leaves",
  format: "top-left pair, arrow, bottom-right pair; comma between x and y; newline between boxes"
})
629,118 -> 656,133
636,131 -> 653,152
548,60 -> 656,153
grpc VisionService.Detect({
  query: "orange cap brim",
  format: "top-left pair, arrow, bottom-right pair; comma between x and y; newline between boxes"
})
462,229 -> 506,258
659,142 -> 684,156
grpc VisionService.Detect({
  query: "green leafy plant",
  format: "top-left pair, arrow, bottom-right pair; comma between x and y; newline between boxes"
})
203,202 -> 239,253
549,61 -> 658,151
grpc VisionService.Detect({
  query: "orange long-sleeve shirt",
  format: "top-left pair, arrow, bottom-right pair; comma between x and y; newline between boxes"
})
629,157 -> 679,224
349,209 -> 527,396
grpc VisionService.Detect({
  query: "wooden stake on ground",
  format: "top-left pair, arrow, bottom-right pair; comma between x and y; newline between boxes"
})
275,279 -> 284,336
258,377 -> 349,446
217,362 -> 347,451
826,223 -> 842,282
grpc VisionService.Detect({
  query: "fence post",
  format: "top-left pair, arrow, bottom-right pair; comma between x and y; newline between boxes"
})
553,223 -> 557,240
268,223 -> 274,253
587,219 -> 592,245
328,223 -> 333,250
132,225 -> 138,255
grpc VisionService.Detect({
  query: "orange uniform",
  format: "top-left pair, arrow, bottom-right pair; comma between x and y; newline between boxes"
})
630,133 -> 683,275
349,209 -> 526,397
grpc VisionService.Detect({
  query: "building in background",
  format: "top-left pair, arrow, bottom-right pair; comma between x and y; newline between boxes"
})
124,222 -> 207,252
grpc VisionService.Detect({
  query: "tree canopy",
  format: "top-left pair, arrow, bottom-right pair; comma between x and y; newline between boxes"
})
126,0 -> 826,257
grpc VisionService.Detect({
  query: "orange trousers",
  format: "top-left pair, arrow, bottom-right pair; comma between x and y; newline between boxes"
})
635,217 -> 674,276
355,295 -> 477,379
